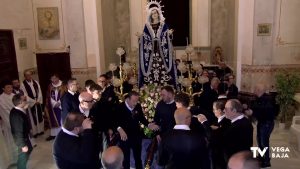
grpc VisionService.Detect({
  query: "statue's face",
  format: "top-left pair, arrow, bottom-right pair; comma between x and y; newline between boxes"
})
151,10 -> 159,21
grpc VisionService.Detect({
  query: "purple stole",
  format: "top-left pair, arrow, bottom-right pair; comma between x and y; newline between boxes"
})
46,85 -> 62,128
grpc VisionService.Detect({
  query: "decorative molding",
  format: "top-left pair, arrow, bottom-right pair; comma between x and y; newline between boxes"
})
242,64 -> 300,73
71,67 -> 96,76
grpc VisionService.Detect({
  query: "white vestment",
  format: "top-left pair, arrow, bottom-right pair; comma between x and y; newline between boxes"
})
20,80 -> 44,135
0,93 -> 17,166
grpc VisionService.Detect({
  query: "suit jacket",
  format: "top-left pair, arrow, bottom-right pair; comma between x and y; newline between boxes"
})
89,99 -> 115,133
158,129 -> 211,169
116,102 -> 148,137
60,92 -> 80,122
9,108 -> 31,148
101,85 -> 118,105
154,100 -> 177,135
53,129 -> 97,169
210,117 -> 231,148
223,117 -> 253,160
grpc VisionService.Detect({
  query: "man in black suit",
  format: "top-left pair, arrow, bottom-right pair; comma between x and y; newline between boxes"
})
97,74 -> 118,105
10,94 -> 32,169
223,99 -> 253,162
60,78 -> 80,122
197,99 -> 231,169
53,112 -> 96,169
116,91 -> 158,169
245,84 -> 277,168
154,86 -> 177,142
158,108 -> 210,169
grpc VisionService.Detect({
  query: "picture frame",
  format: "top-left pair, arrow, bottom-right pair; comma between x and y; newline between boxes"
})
257,23 -> 272,36
32,0 -> 66,52
18,38 -> 27,50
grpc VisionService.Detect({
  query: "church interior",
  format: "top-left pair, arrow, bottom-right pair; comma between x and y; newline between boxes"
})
1,0 -> 300,169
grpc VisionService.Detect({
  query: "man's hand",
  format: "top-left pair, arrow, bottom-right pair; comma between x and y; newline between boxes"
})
210,125 -> 219,130
22,146 -> 28,153
148,123 -> 160,131
168,29 -> 174,35
54,102 -> 61,108
82,118 -> 93,129
244,109 -> 253,116
156,135 -> 161,143
117,127 -> 128,141
196,114 -> 208,123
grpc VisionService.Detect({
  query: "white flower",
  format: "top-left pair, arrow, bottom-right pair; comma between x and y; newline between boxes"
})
109,63 -> 117,71
112,78 -> 121,87
116,47 -> 125,56
122,62 -> 131,72
150,92 -> 154,97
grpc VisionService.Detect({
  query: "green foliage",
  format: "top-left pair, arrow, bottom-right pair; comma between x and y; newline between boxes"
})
275,72 -> 300,122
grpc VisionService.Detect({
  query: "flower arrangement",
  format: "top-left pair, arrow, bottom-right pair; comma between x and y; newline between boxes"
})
139,84 -> 161,138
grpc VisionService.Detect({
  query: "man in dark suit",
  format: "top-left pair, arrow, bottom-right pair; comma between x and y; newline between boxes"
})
60,78 -> 80,122
158,108 -> 210,169
97,74 -> 118,105
245,84 -> 277,168
154,86 -> 177,142
53,112 -> 96,169
116,91 -> 158,169
223,99 -> 253,162
197,99 -> 231,169
10,94 -> 32,169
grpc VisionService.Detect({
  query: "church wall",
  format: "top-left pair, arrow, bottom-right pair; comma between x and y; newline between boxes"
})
100,0 -> 131,71
241,0 -> 300,92
211,0 -> 236,69
0,0 -> 36,78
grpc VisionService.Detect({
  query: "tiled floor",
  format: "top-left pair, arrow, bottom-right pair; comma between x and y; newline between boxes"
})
8,123 -> 300,169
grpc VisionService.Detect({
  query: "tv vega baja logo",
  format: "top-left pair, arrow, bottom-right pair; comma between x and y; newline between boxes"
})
250,147 -> 290,158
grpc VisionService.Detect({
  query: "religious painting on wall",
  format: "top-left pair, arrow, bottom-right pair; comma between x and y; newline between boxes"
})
37,7 -> 60,40
32,0 -> 66,52
18,38 -> 27,50
257,23 -> 271,36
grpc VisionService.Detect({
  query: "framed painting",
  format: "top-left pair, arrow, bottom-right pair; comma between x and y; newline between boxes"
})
32,0 -> 66,52
257,23 -> 272,36
18,38 -> 27,50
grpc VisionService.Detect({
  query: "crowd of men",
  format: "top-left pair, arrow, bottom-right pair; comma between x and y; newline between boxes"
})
0,69 -> 278,169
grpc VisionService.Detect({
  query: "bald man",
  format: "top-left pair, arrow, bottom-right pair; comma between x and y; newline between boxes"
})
102,146 -> 124,169
228,151 -> 259,169
245,84 -> 278,168
158,108 -> 210,169
78,92 -> 95,117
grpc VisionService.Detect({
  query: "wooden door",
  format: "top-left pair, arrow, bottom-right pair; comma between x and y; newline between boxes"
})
36,52 -> 71,101
0,30 -> 19,83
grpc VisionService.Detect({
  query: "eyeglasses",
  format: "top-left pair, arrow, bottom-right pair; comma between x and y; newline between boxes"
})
83,99 -> 95,103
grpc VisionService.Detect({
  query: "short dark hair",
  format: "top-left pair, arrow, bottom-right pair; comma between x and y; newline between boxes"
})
67,78 -> 77,86
1,80 -> 12,89
174,93 -> 190,108
228,99 -> 243,113
63,112 -> 85,131
213,99 -> 226,111
161,85 -> 175,95
85,79 -> 96,88
12,94 -> 23,106
89,83 -> 102,92
99,74 -> 109,80
125,91 -> 139,99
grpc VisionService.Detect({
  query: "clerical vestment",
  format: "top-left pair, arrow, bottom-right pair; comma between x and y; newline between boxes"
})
0,93 -> 17,165
45,81 -> 64,128
21,80 -> 44,135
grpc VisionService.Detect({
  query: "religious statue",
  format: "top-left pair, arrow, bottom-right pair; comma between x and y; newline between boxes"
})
138,0 -> 177,88
212,46 -> 224,65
